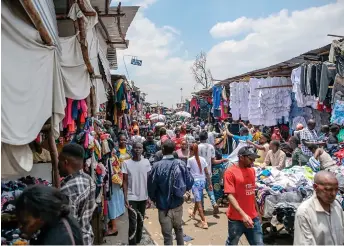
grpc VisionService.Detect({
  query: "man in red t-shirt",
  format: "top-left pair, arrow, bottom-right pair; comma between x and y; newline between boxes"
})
223,146 -> 263,245
172,128 -> 183,151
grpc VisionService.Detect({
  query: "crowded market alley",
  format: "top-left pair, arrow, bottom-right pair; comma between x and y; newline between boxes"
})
1,0 -> 344,245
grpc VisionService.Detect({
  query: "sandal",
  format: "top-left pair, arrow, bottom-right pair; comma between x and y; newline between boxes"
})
196,221 -> 208,229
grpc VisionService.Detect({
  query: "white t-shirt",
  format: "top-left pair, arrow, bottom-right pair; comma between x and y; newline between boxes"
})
207,132 -> 219,146
187,156 -> 208,181
198,143 -> 215,177
122,158 -> 151,201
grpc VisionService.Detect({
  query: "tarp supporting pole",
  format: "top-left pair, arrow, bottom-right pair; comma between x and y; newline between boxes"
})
48,129 -> 60,188
20,0 -> 53,45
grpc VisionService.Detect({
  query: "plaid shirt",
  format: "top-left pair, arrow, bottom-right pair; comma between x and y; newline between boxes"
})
61,170 -> 96,245
299,128 -> 318,157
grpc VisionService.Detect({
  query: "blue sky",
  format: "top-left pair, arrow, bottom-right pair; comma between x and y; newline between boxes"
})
113,0 -> 344,107
144,0 -> 335,57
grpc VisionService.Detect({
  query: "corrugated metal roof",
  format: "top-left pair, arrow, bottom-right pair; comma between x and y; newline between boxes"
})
192,42 -> 335,95
90,0 -> 112,12
98,6 -> 139,48
218,42 -> 332,85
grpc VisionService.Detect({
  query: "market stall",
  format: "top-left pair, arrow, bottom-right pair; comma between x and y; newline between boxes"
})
1,0 -> 140,245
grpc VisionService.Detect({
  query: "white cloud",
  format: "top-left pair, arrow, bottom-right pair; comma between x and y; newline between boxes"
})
115,0 -> 344,107
208,0 -> 344,80
210,16 -> 253,38
116,11 -> 194,107
162,25 -> 181,36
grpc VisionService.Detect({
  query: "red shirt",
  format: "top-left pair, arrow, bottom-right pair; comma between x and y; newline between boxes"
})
224,165 -> 257,220
172,137 -> 183,150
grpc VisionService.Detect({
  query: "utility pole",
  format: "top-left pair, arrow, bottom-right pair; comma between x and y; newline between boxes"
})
180,88 -> 183,103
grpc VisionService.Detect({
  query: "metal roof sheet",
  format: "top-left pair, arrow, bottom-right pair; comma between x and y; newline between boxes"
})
98,6 -> 139,48
218,42 -> 333,85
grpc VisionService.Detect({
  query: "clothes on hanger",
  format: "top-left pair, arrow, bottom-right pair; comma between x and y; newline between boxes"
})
291,66 -> 317,108
212,86 -> 222,110
247,77 -> 292,126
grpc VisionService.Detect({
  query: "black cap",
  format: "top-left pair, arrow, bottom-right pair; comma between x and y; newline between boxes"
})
238,146 -> 260,159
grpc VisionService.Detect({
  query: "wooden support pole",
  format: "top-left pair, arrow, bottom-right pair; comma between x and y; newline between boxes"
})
106,41 -> 127,45
255,84 -> 293,90
116,2 -> 126,43
48,130 -> 60,188
76,10 -> 95,75
327,34 -> 344,38
105,0 -> 109,14
21,0 -> 53,45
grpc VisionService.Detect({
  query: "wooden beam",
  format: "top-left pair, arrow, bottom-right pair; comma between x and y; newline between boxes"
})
327,34 -> 344,38
116,2 -> 126,42
77,16 -> 94,75
21,0 -> 53,45
255,84 -> 293,90
99,13 -> 125,17
105,0 -> 109,14
106,41 -> 127,45
56,12 -> 97,19
48,130 -> 60,188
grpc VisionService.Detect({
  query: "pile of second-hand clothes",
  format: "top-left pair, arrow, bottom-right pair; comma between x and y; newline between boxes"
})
334,166 -> 344,210
255,166 -> 315,218
1,177 -> 51,245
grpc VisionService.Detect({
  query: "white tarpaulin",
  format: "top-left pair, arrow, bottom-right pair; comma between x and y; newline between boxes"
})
59,34 -> 92,100
20,0 -> 62,53
60,2 -> 107,110
1,1 -> 66,145
1,143 -> 33,179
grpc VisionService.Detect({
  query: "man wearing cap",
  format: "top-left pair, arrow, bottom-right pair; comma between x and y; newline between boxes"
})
223,146 -> 263,245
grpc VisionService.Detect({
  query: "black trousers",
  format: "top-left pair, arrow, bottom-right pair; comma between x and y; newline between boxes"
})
128,200 -> 146,245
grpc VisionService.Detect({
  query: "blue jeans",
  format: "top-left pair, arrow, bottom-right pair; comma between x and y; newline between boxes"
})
225,217 -> 263,245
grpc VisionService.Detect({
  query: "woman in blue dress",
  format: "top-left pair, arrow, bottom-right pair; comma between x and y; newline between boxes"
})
107,134 -> 132,236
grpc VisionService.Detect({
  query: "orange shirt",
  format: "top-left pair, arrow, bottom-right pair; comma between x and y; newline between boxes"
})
224,165 -> 257,220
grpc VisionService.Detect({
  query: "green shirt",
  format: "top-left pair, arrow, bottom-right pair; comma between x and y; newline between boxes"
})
291,147 -> 309,167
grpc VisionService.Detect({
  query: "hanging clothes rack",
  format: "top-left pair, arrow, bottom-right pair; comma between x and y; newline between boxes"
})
255,84 -> 293,90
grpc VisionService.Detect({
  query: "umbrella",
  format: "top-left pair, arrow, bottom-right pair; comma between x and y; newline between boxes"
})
155,122 -> 165,127
175,111 -> 191,118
